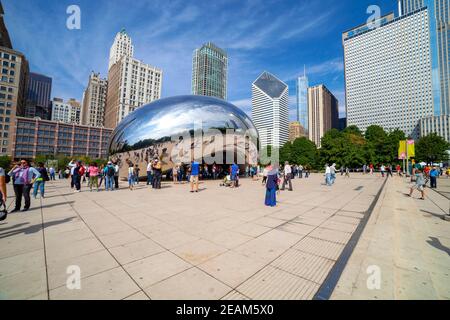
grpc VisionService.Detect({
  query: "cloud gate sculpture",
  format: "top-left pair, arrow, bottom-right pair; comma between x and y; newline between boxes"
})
108,95 -> 259,179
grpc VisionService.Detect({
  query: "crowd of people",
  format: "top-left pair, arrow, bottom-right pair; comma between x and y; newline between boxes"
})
0,157 -> 449,222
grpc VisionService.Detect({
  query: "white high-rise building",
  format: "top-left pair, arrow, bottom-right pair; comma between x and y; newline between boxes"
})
106,56 -> 162,128
343,10 -> 436,138
81,72 -> 108,127
252,71 -> 289,149
51,98 -> 81,124
108,29 -> 134,70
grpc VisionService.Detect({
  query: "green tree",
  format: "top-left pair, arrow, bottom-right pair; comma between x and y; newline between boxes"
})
0,155 -> 11,170
415,133 -> 450,164
290,137 -> 317,167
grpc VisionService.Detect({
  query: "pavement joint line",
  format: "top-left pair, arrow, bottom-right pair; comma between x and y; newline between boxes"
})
313,176 -> 389,300
38,196 -> 51,300
51,187 -> 153,300
89,198 -> 242,294
424,186 -> 449,215
216,179 -> 384,298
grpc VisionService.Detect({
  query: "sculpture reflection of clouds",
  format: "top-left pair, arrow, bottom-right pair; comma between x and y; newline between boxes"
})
108,95 -> 259,178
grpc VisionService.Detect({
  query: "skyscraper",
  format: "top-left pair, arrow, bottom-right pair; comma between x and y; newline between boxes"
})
105,30 -> 163,128
192,42 -> 228,100
108,29 -> 134,70
398,0 -> 449,115
252,71 -> 289,149
343,10 -> 435,137
25,72 -> 52,120
289,121 -> 305,142
296,67 -> 309,134
81,72 -> 107,127
308,85 -> 339,148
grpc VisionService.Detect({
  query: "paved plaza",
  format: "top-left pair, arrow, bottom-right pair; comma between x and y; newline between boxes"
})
0,173 -> 448,300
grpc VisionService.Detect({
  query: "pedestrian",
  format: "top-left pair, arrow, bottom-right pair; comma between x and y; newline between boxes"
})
330,163 -> 337,185
345,167 -> 350,178
265,164 -> 278,207
33,162 -> 49,199
98,165 -> 104,188
134,164 -> 140,185
104,161 -> 115,191
363,164 -> 367,175
8,159 -> 41,212
72,161 -> 85,193
88,162 -> 99,192
172,163 -> 179,184
262,166 -> 269,185
230,162 -> 239,188
152,158 -> 162,189
0,165 -> 7,220
190,160 -> 200,193
369,163 -> 374,175
281,161 -> 293,191
325,164 -> 331,186
408,169 -> 426,200
380,164 -> 386,178
146,160 -> 153,186
68,159 -> 76,188
298,164 -> 303,179
114,161 -> 120,189
49,167 -> 56,181
429,166 -> 439,189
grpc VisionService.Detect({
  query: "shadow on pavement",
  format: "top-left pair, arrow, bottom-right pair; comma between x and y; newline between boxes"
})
0,217 -> 75,239
426,237 -> 450,256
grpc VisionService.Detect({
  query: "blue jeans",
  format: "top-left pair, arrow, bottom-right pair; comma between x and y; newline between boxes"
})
331,173 -> 336,185
325,173 -> 331,186
33,180 -> 45,197
147,172 -> 153,185
105,176 -> 114,191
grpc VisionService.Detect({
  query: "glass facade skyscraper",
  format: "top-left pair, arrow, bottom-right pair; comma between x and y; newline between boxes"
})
25,72 -> 52,119
192,42 -> 228,100
296,69 -> 309,134
399,0 -> 449,115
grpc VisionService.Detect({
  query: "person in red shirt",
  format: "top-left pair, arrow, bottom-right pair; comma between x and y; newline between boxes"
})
369,164 -> 374,175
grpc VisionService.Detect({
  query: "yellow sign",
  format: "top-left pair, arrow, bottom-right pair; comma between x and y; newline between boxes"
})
407,140 -> 415,158
398,141 -> 406,159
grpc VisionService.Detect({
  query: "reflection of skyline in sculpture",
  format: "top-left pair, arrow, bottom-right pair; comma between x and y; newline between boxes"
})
108,95 -> 259,179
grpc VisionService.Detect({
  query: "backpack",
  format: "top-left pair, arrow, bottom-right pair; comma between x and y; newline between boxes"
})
107,166 -> 115,177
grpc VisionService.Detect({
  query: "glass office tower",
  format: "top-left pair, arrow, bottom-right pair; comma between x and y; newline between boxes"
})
296,69 -> 309,134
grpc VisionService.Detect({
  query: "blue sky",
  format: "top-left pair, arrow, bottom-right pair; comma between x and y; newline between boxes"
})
4,0 -> 397,119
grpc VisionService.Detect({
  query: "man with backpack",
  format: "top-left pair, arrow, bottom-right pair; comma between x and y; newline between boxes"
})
104,161 -> 116,191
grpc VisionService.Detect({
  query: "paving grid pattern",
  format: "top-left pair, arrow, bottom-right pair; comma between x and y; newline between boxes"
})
0,174 -> 384,300
332,176 -> 450,300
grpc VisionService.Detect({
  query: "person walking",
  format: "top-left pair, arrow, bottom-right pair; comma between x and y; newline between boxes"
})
429,166 -> 439,189
104,161 -> 115,191
330,163 -> 337,185
190,160 -> 200,193
369,163 -> 374,175
408,169 -> 426,200
8,159 -> 41,212
88,162 -> 100,192
281,161 -> 293,191
298,164 -> 303,179
49,167 -> 56,181
33,162 -> 49,199
265,164 -> 278,207
325,164 -> 331,186
345,167 -> 350,178
380,164 -> 386,178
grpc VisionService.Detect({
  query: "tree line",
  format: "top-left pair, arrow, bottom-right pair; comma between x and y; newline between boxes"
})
276,125 -> 450,169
